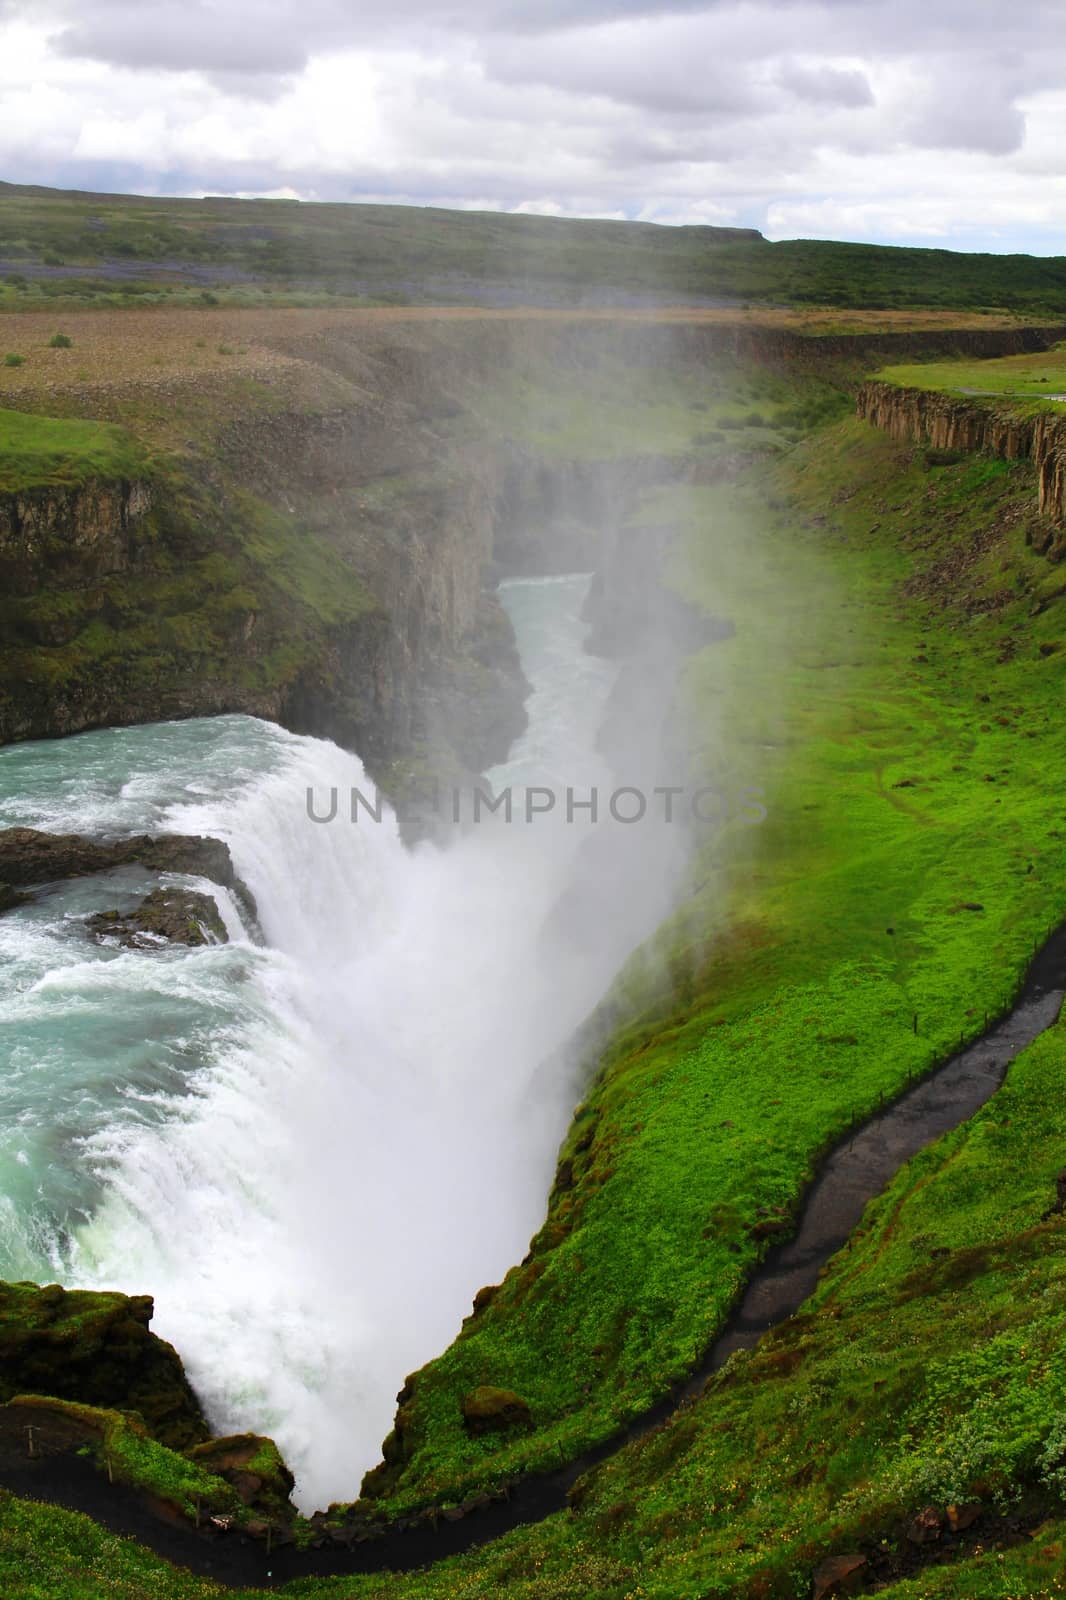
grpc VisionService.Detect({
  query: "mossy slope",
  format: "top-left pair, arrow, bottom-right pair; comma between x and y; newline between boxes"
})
356,415 -> 1066,1518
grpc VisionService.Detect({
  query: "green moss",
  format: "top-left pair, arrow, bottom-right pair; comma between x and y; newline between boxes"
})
0,1283 -> 205,1449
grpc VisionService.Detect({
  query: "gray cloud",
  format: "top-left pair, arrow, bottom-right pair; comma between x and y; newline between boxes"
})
776,60 -> 873,107
1,0 -> 1064,250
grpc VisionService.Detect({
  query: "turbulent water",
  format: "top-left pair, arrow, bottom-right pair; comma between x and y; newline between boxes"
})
0,574 -> 679,1511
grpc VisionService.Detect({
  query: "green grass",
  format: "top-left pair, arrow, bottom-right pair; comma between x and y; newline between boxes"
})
0,406 -> 146,492
877,344 -> 1066,402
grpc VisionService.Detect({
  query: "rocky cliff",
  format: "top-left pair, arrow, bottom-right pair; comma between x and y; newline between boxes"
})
0,1280 -> 208,1450
0,479 -> 153,596
0,317 -> 696,778
857,379 -> 1066,529
7,314 -> 1066,777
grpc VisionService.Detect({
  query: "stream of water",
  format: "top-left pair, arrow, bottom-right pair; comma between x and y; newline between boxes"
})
0,573 -> 679,1511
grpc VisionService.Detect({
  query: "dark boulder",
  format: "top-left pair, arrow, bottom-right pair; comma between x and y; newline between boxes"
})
905,1505 -> 943,1545
0,827 -> 256,923
88,887 -> 227,948
459,1385 -> 531,1436
186,1433 -> 296,1521
812,1552 -> 867,1598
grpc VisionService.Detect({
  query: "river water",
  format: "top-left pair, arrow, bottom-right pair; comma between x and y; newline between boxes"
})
0,574 -> 677,1510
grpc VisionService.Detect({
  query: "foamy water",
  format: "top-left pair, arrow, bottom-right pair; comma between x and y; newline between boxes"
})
0,576 -> 679,1509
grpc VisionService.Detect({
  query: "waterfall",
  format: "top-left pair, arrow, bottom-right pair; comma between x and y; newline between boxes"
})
0,575 -> 682,1510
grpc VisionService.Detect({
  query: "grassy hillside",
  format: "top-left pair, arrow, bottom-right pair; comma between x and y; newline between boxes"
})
878,344 -> 1066,402
5,407 -> 1066,1595
354,414 -> 1066,1517
6,181 -> 1066,312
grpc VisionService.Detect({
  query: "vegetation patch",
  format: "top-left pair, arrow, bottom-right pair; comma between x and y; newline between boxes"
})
876,344 -> 1066,405
0,406 -> 145,492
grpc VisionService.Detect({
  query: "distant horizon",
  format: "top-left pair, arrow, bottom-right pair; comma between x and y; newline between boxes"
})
5,174 -> 1066,265
3,1 -> 1066,260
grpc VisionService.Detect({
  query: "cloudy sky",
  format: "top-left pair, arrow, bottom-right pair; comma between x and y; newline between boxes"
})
2,0 -> 1066,251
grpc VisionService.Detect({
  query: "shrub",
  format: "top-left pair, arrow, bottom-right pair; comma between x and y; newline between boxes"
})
48,332 -> 73,348
3,353 -> 24,368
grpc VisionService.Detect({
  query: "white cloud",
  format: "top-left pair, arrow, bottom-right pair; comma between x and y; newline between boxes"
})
1,2 -> 1066,253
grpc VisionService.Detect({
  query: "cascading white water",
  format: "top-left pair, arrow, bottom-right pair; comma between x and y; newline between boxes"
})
0,575 -> 682,1510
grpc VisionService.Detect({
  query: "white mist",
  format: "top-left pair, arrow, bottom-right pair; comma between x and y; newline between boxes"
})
63,574 -> 682,1510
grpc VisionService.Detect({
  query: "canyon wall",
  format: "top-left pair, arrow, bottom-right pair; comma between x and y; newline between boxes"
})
0,342 -> 673,778
7,316 -> 1066,769
857,379 -> 1066,528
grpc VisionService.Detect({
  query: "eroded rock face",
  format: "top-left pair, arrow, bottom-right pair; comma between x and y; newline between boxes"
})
856,380 -> 1066,531
88,887 -> 227,948
0,1281 -> 208,1450
0,480 -> 153,599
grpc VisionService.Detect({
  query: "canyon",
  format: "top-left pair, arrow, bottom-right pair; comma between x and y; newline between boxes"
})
5,303 -> 1066,1600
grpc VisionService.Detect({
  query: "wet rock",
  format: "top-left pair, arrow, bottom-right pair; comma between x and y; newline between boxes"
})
460,1386 -> 532,1436
88,888 -> 227,948
0,881 -> 30,914
0,827 -> 256,926
812,1552 -> 868,1598
750,1214 -> 790,1241
0,1280 -> 207,1448
0,825 -> 248,895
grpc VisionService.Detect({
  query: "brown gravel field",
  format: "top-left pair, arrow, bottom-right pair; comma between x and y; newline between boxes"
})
0,302 -> 1053,448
